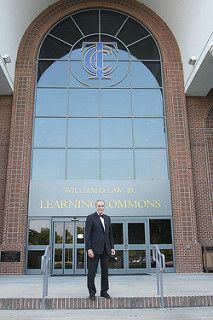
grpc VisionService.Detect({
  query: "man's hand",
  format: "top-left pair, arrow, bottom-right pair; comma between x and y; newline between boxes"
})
88,249 -> 94,258
111,249 -> 115,256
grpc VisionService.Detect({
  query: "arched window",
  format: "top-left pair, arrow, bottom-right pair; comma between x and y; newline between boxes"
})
32,9 -> 168,181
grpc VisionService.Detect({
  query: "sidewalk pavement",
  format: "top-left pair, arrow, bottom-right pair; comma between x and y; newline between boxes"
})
0,273 -> 213,319
0,273 -> 213,298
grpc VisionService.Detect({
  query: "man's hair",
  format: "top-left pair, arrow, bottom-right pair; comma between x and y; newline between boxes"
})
95,200 -> 105,206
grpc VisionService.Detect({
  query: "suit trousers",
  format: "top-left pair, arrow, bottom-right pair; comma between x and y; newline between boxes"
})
87,249 -> 109,295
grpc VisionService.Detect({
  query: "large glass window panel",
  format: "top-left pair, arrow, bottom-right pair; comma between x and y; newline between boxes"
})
101,149 -> 134,180
77,249 -> 84,269
129,250 -> 146,268
68,118 -> 99,147
67,149 -> 99,180
101,118 -> 132,147
37,60 -> 68,86
129,37 -> 159,60
34,118 -> 66,147
73,10 -> 99,35
134,118 -> 166,148
109,250 -> 124,269
117,18 -> 149,46
36,88 -> 67,116
149,219 -> 172,244
65,223 -> 73,244
132,89 -> 163,116
69,60 -> 99,88
28,220 -> 50,245
101,61 -> 130,88
101,10 -> 126,36
54,249 -> 62,269
128,223 -> 145,244
39,35 -> 71,59
32,149 -> 65,180
111,223 -> 123,244
135,149 -> 167,180
77,222 -> 85,244
151,249 -> 173,268
27,250 -> 45,269
65,249 -> 73,269
50,17 -> 82,45
101,89 -> 131,116
69,89 -> 99,116
55,223 -> 63,244
131,61 -> 161,88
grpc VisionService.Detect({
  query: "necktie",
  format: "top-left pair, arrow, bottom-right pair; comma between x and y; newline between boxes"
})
99,214 -> 105,218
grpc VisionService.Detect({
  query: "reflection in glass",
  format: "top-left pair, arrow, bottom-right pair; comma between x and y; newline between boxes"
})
131,61 -> 160,88
109,250 -> 124,269
27,250 -> 45,269
134,118 -> 166,147
54,249 -> 62,269
68,118 -> 99,147
101,149 -> 133,180
55,223 -> 63,244
77,249 -> 84,269
128,223 -> 145,244
118,18 -> 149,46
151,249 -> 173,268
69,89 -> 99,116
65,249 -> 73,269
36,88 -> 67,116
129,250 -> 146,268
135,149 -> 167,180
129,37 -> 159,60
101,118 -> 132,147
101,89 -> 131,116
77,223 -> 85,244
38,60 -> 68,86
28,220 -> 50,245
67,149 -> 99,180
111,224 -> 123,244
65,223 -> 73,244
149,219 -> 172,244
32,149 -> 65,180
39,35 -> 71,59
34,118 -> 66,147
132,89 -> 163,116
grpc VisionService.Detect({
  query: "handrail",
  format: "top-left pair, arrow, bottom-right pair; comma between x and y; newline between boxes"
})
152,245 -> 165,308
41,245 -> 51,310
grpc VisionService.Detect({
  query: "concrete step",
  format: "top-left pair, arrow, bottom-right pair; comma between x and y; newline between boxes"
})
1,295 -> 213,310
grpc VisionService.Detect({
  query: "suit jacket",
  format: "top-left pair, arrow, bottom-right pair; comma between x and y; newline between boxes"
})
85,212 -> 114,255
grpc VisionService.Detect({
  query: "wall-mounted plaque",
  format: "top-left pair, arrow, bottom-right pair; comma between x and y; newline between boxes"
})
1,251 -> 21,262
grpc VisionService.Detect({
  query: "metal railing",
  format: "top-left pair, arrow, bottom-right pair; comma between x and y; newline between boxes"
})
41,245 -> 51,309
152,245 -> 165,308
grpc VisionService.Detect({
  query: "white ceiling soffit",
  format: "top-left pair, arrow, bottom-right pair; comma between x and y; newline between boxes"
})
185,33 -> 213,97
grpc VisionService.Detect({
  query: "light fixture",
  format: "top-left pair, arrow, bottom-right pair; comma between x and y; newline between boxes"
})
2,54 -> 11,64
209,46 -> 213,57
188,56 -> 197,66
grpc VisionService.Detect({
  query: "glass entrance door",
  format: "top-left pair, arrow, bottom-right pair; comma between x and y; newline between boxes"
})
53,219 -> 85,275
109,219 -> 148,274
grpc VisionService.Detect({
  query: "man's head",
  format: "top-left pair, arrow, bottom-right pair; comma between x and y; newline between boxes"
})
95,200 -> 105,214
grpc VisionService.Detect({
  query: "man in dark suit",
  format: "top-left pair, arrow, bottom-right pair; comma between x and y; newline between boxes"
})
85,200 -> 115,300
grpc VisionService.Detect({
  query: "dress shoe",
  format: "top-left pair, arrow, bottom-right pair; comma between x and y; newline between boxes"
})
101,293 -> 111,299
89,294 -> 96,300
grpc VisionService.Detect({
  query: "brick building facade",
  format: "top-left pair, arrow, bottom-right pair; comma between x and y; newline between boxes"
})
0,0 -> 212,274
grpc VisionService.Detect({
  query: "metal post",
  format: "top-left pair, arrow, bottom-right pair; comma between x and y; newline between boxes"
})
41,245 -> 50,310
152,245 -> 165,309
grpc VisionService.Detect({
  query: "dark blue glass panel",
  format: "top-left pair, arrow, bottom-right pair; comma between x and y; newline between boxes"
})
101,89 -> 131,116
101,149 -> 134,180
134,118 -> 166,147
67,149 -> 99,180
34,118 -> 66,147
101,118 -> 132,147
68,118 -> 99,147
69,89 -> 99,116
32,149 -> 65,180
38,61 -> 68,86
36,88 -> 67,116
135,149 -> 167,179
132,89 -> 163,116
